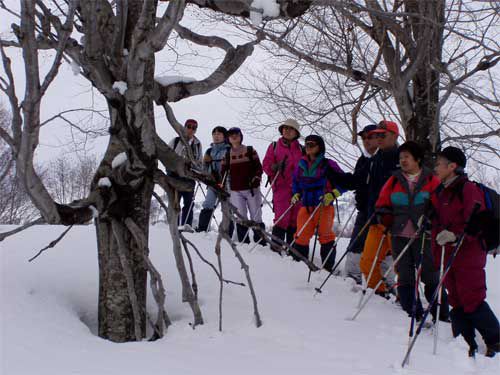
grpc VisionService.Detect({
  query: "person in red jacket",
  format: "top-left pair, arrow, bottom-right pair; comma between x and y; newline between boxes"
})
376,141 -> 449,320
432,146 -> 499,358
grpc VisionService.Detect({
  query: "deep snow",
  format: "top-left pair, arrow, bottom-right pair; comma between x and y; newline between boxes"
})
1,224 -> 498,375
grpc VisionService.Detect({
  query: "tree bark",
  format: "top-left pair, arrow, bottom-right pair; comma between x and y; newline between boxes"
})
404,0 -> 445,159
95,170 -> 153,342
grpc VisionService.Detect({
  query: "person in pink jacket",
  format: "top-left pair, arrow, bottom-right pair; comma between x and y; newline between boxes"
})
263,119 -> 304,252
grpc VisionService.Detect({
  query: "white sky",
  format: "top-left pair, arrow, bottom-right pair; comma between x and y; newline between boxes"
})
0,2 -> 277,164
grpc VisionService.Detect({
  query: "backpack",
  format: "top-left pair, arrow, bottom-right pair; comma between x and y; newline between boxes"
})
459,181 -> 500,252
173,137 -> 200,159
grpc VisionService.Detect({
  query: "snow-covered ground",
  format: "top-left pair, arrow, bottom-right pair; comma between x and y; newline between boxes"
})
1,225 -> 498,375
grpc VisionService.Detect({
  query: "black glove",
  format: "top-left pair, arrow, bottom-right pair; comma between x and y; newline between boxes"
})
271,160 -> 285,173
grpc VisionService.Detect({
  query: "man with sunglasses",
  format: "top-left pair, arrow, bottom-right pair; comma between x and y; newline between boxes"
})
343,124 -> 378,284
168,119 -> 203,226
359,120 -> 400,298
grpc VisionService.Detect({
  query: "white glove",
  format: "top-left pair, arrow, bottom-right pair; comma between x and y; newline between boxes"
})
436,230 -> 456,246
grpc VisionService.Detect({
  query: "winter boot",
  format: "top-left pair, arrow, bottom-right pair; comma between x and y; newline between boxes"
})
450,307 -> 478,357
253,223 -> 267,246
271,226 -> 287,253
467,301 -> 500,356
320,241 -> 336,272
285,227 -> 296,244
236,224 -> 250,244
291,243 -> 309,262
485,343 -> 499,358
196,208 -> 214,232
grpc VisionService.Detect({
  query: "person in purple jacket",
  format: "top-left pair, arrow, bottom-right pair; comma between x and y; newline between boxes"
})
263,119 -> 304,252
432,146 -> 499,358
290,134 -> 346,271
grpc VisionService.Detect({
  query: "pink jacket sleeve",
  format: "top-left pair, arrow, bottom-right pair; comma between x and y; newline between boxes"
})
262,143 -> 276,178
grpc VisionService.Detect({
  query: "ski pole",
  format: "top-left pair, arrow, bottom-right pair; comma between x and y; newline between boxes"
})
319,206 -> 356,270
350,215 -> 426,321
182,183 -> 199,226
406,231 -> 426,361
314,212 -> 374,295
248,202 -> 296,253
433,245 -> 446,355
401,203 -> 481,367
198,183 -> 220,229
357,228 -> 388,308
287,203 -> 323,251
262,171 -> 280,207
308,206 -> 324,283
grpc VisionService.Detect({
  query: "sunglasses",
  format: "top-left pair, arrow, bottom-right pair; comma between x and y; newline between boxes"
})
362,135 -> 376,140
305,142 -> 318,148
186,124 -> 197,130
375,133 -> 386,139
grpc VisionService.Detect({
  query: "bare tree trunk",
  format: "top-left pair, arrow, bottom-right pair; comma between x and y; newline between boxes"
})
96,172 -> 153,342
405,0 -> 445,159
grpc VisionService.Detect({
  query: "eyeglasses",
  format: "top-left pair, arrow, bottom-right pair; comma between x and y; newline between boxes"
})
375,133 -> 386,139
305,142 -> 318,148
186,124 -> 197,130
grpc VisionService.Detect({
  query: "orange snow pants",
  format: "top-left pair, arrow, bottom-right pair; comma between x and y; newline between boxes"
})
294,206 -> 335,246
360,224 -> 392,292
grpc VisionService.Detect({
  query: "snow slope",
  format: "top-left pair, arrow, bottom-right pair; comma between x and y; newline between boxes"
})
1,225 -> 498,375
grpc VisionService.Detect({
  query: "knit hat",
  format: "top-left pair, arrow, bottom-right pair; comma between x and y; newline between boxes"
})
212,126 -> 228,137
279,119 -> 301,139
438,146 -> 466,169
227,127 -> 243,142
398,141 -> 424,164
304,134 -> 326,155
372,120 -> 399,136
357,124 -> 378,137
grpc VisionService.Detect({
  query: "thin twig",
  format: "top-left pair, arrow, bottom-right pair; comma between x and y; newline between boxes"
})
0,217 -> 44,242
28,224 -> 73,262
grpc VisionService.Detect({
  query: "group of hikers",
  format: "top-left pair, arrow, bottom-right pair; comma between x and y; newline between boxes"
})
168,118 -> 499,359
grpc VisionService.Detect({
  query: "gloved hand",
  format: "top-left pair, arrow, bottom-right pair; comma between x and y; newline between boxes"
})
251,176 -> 261,186
291,193 -> 301,204
322,189 -> 341,206
436,230 -> 457,246
203,154 -> 212,163
271,160 -> 285,173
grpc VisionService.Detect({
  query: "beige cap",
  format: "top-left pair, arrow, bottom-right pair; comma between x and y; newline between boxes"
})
279,119 -> 301,138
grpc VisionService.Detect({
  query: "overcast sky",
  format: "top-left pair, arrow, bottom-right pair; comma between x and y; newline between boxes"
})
0,2 -> 279,165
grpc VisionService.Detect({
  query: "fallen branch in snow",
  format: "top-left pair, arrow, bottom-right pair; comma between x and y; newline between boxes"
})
220,200 -> 262,328
111,220 -> 143,341
0,217 -> 44,242
227,202 -> 319,271
162,184 -> 204,327
215,232 -> 224,332
180,236 -> 199,299
28,224 -> 73,262
125,217 -> 171,340
179,233 -> 246,287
